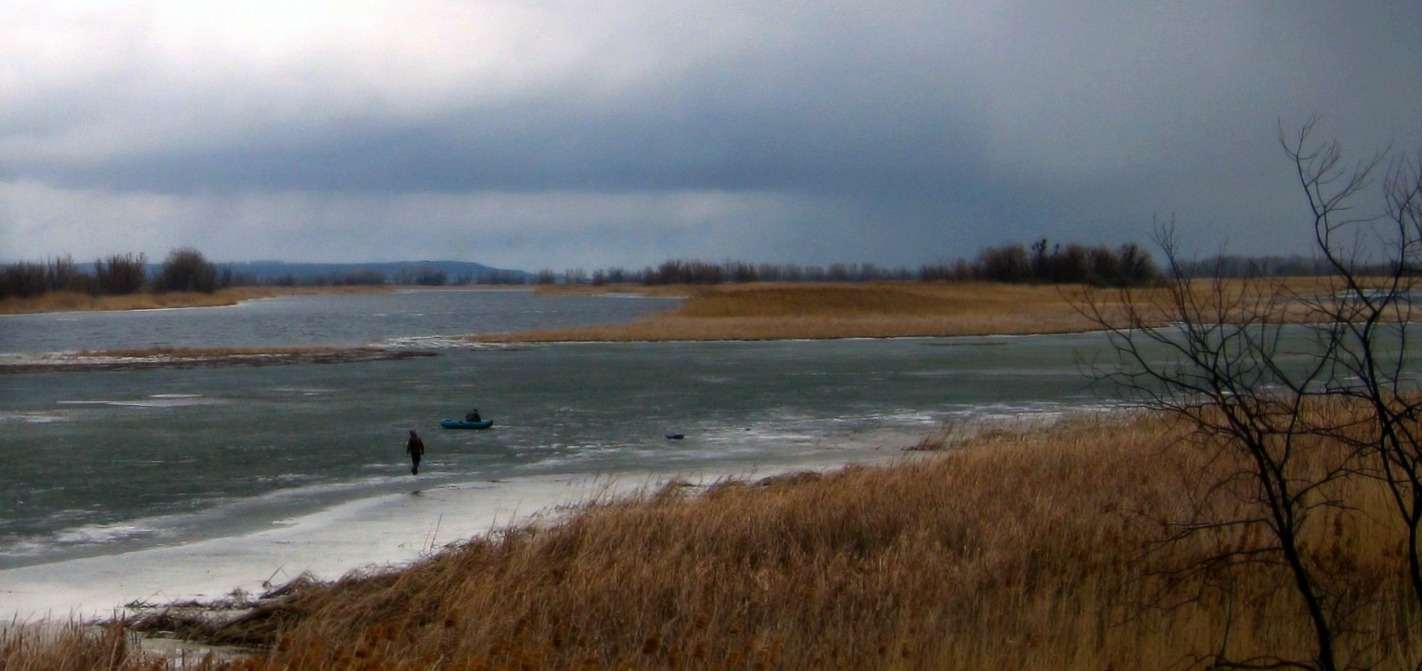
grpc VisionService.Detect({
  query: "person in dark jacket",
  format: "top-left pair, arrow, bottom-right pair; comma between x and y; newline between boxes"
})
406,429 -> 425,475
465,408 -> 481,422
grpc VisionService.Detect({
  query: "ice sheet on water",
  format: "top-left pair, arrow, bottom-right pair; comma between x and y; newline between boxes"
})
0,470 -> 421,571
0,411 -> 67,424
270,386 -> 336,396
382,335 -> 514,350
0,521 -> 171,564
52,523 -> 162,546
56,395 -> 221,409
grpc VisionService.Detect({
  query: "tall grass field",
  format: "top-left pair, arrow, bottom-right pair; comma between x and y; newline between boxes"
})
6,278 -> 1415,669
0,286 -> 388,315
491,277 -> 1343,342
4,410 -> 1416,670
484,282 -> 1107,341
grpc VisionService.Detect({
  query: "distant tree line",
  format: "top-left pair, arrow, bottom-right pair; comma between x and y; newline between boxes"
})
921,239 -> 1160,286
1170,254 -> 1396,278
13,238 -> 1392,302
0,249 -> 229,299
550,260 -> 921,287
257,264 -> 526,288
0,251 -> 529,300
545,239 -> 1160,288
263,269 -> 389,287
519,247 -> 1405,287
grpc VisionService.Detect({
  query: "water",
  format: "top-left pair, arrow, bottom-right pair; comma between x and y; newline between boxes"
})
0,288 -> 682,354
0,290 -> 1113,572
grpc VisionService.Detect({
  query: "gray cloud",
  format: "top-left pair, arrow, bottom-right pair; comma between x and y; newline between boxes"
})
2,1 -> 1420,269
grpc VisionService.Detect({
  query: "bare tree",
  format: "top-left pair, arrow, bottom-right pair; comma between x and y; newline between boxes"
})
94,252 -> 148,295
1080,117 -> 1422,670
1082,229 -> 1354,671
156,247 -> 218,293
1283,116 -> 1422,607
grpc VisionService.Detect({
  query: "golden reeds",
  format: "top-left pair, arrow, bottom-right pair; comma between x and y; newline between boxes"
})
8,279 -> 1418,669
4,278 -> 1339,341
474,278 -> 1345,343
0,286 -> 389,315
0,622 -> 134,671
471,282 -> 1111,342
11,410 -> 1406,670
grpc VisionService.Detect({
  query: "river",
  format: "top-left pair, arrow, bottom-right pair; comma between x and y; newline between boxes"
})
0,289 -> 1114,618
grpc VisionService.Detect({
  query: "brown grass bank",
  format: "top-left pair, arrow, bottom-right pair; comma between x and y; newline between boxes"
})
476,276 -> 1358,342
4,278 -> 1340,342
473,282 -> 1111,342
16,412 -> 1410,670
0,286 -> 389,315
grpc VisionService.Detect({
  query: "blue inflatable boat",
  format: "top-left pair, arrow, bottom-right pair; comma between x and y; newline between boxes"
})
440,418 -> 494,430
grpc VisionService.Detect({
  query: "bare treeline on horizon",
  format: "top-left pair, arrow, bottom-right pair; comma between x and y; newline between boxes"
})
4,237 -> 1380,302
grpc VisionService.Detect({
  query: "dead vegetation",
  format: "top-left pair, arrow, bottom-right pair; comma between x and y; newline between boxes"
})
7,275 -> 1418,668
471,282 -> 1111,342
10,410 -> 1417,670
0,285 -> 390,315
470,278 -> 1343,343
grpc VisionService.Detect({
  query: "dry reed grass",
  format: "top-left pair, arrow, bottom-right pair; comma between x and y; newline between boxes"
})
475,278 -> 1353,343
0,622 -> 133,671
0,286 -> 388,315
15,411 -> 1412,670
473,282 -> 1114,342
4,278 -> 1341,342
7,278 -> 1415,669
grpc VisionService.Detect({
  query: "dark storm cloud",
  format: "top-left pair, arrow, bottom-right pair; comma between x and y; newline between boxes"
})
2,1 -> 1420,268
33,102 -> 986,199
18,2 -> 988,200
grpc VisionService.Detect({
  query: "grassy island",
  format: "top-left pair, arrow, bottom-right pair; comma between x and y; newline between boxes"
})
474,281 -> 1107,341
0,285 -> 392,315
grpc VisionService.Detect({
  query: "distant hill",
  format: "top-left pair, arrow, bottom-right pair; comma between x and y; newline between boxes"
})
219,261 -> 532,285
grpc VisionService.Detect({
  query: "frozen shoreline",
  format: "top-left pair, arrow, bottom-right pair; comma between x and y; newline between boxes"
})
0,443 -> 912,624
0,473 -> 640,622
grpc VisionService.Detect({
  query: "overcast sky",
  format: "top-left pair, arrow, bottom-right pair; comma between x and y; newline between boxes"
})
1,2 -> 1419,272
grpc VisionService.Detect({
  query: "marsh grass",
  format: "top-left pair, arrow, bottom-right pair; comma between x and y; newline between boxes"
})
480,278 -> 1345,343
8,279 -> 1417,669
14,410 -> 1415,670
0,286 -> 388,315
5,279 -> 1340,341
474,282 -> 1115,342
0,622 -> 132,671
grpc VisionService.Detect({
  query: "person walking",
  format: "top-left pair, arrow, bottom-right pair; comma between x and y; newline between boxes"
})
406,429 -> 425,475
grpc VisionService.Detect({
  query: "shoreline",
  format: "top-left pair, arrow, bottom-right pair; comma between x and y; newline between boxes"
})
0,474 -> 607,623
0,281 -> 1117,373
0,347 -> 440,373
0,282 -> 1109,625
0,285 -> 397,316
0,331 -> 1109,374
0,433 -> 921,624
